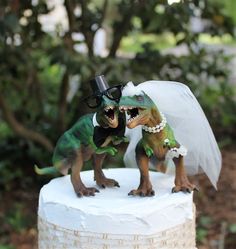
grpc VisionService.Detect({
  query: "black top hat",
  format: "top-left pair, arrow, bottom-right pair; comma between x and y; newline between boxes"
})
85,75 -> 123,108
89,75 -> 110,94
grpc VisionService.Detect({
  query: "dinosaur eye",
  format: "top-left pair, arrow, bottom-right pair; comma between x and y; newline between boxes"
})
136,95 -> 144,102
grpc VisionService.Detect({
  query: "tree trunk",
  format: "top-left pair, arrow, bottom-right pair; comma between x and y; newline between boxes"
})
0,92 -> 54,152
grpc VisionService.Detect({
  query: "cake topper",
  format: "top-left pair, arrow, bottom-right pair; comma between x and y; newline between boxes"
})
35,75 -> 127,197
120,81 -> 221,196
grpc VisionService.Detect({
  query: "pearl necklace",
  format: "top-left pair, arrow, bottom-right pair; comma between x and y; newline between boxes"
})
142,112 -> 167,133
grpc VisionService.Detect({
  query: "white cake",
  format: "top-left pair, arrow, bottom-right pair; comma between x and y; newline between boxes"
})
38,168 -> 197,249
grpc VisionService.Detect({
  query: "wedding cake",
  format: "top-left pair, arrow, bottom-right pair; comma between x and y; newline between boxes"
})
38,168 -> 197,249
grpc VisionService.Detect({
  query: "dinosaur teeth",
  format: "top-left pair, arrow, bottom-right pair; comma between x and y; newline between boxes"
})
128,107 -> 135,110
104,106 -> 114,112
119,106 -> 127,111
120,106 -> 140,112
128,114 -> 139,123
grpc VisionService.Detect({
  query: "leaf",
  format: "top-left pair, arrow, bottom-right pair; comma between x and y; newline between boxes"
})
199,216 -> 212,227
4,13 -> 21,33
196,228 -> 208,242
229,224 -> 236,233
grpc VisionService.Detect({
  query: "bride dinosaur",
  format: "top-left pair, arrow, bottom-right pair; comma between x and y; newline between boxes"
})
120,81 -> 221,197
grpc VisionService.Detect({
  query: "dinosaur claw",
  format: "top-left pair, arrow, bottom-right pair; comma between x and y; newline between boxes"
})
115,182 -> 120,188
75,187 -> 99,197
150,190 -> 155,196
96,178 -> 119,188
194,186 -> 199,192
171,187 -> 176,193
186,189 -> 191,193
128,188 -> 155,197
172,183 -> 197,194
77,192 -> 83,198
128,190 -> 134,196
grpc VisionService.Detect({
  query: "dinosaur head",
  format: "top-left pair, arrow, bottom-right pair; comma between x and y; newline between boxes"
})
119,82 -> 155,129
85,75 -> 123,128
97,95 -> 119,128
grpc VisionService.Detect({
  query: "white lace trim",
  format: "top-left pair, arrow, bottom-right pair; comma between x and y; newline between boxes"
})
166,145 -> 187,160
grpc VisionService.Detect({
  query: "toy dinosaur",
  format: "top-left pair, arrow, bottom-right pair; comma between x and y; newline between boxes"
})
35,76 -> 127,197
120,81 -> 221,196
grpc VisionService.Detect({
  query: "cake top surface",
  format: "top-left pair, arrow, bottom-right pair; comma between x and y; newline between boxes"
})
38,168 -> 193,234
39,168 -> 192,215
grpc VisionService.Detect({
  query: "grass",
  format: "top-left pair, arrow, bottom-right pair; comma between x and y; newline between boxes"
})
120,32 -> 177,54
120,32 -> 236,54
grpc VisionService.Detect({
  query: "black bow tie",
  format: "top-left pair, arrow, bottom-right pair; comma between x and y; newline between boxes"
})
93,114 -> 126,147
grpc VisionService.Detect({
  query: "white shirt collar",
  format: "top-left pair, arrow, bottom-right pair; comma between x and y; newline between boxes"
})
93,113 -> 100,127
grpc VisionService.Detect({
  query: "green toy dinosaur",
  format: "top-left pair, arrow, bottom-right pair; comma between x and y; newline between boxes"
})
35,76 -> 127,197
120,82 -> 197,197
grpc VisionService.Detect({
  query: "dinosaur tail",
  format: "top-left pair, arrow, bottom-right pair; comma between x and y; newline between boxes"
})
34,164 -> 58,175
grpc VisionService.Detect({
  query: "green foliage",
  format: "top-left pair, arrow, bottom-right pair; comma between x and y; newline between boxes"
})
199,81 -> 236,143
196,215 -> 212,243
4,204 -> 29,233
224,0 -> 236,24
0,245 -> 15,249
229,224 -> 236,233
0,161 -> 23,191
0,0 -> 235,192
196,228 -> 208,243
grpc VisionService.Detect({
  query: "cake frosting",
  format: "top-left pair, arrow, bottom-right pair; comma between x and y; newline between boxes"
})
38,168 -> 193,236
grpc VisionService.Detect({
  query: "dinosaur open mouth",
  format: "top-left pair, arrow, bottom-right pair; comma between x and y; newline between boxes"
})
104,106 -> 115,120
128,107 -> 139,119
120,106 -> 139,123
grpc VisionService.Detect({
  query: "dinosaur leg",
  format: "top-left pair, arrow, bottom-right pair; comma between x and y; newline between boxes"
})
156,161 -> 167,173
172,155 -> 197,193
93,154 -> 120,188
128,143 -> 154,197
71,150 -> 99,197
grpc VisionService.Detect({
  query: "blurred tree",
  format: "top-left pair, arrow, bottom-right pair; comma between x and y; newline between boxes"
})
220,0 -> 236,25
0,0 -> 235,188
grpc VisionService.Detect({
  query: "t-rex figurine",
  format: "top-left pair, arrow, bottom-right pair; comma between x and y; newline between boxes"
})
35,76 -> 127,197
119,82 -> 199,197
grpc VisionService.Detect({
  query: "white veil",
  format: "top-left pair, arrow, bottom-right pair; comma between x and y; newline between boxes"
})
123,81 -> 222,189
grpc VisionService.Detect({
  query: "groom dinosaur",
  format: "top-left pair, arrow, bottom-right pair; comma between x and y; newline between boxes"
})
35,75 -> 127,197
